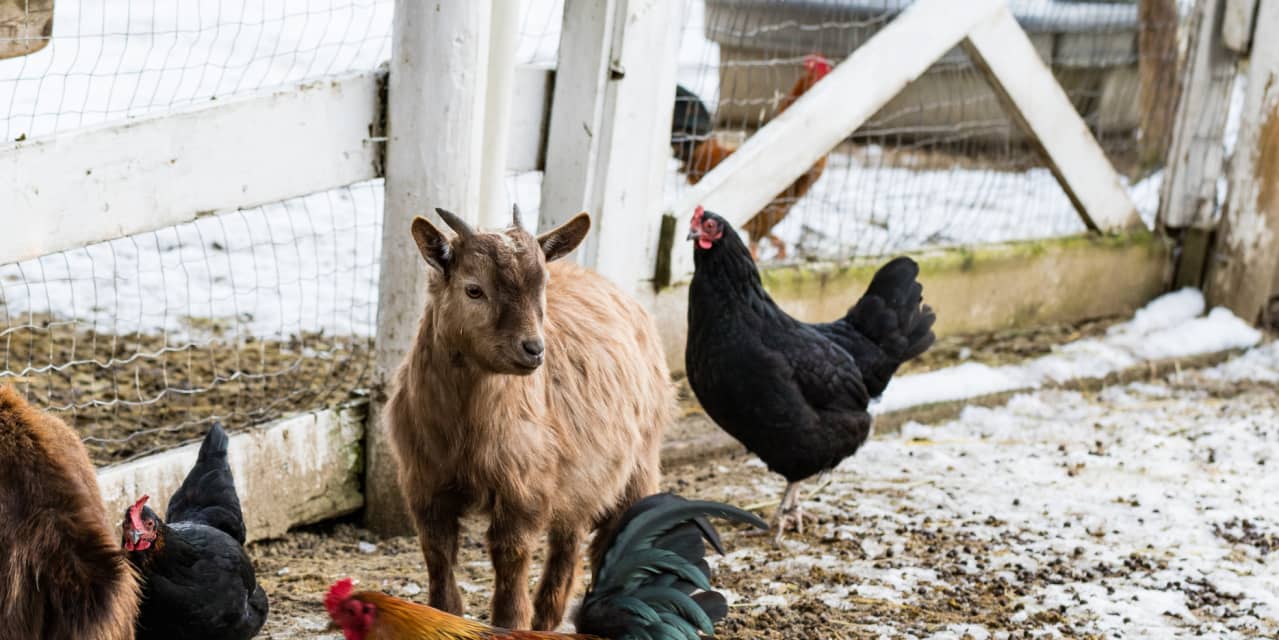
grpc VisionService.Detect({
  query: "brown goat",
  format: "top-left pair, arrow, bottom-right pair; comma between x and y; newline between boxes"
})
0,385 -> 140,639
385,206 -> 673,631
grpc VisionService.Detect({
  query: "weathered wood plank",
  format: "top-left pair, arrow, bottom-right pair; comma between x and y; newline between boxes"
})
97,405 -> 365,544
0,71 -> 383,266
1206,0 -> 1279,324
962,5 -> 1143,231
1159,0 -> 1237,230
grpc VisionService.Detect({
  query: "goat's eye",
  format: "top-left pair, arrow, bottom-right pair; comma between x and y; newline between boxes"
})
465,284 -> 484,299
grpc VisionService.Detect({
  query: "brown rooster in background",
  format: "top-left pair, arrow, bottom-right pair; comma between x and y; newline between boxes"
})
325,493 -> 764,640
673,54 -> 834,261
0,385 -> 140,639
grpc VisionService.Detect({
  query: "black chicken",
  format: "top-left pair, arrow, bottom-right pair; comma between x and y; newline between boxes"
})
684,207 -> 936,546
121,422 -> 269,639
671,84 -> 714,168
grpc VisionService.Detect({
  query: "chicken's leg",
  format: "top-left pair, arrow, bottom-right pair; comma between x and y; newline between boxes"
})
767,233 -> 787,260
770,481 -> 806,548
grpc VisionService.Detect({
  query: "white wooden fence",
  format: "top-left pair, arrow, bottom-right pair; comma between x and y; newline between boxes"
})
0,0 -> 1270,533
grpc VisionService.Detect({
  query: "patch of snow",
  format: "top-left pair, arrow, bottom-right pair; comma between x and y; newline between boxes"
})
874,289 -> 1262,413
1201,341 -> 1279,383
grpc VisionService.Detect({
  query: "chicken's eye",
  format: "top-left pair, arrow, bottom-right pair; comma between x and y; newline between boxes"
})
465,284 -> 484,299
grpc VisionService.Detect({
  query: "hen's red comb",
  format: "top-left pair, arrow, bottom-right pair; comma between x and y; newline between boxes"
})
692,205 -> 705,223
128,495 -> 149,531
325,578 -> 356,616
803,54 -> 833,78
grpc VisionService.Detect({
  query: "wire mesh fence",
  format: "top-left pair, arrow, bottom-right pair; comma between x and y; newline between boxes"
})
0,0 -> 566,465
667,0 -> 1190,262
0,0 -> 1220,465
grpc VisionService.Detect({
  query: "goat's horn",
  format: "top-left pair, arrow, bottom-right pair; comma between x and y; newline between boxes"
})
434,208 -> 474,239
511,204 -> 522,229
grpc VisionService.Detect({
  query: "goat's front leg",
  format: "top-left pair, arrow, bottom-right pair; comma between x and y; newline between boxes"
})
409,489 -> 468,615
488,500 -> 541,630
532,525 -> 585,631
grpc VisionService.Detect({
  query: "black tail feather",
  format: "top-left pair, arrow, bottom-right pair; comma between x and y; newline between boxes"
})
818,257 -> 936,398
576,493 -> 765,640
165,422 -> 247,544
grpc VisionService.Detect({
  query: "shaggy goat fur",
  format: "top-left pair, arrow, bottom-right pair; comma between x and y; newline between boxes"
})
0,385 -> 140,639
385,207 -> 674,631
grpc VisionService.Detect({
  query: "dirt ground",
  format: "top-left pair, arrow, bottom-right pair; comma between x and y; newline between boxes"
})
0,313 -> 1118,465
250,351 -> 1279,638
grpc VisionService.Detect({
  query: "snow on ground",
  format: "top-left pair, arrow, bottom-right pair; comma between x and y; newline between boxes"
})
875,289 -> 1263,413
700,340 -> 1279,638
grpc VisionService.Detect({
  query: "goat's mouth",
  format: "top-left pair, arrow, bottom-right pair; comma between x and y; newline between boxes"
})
508,355 -> 544,374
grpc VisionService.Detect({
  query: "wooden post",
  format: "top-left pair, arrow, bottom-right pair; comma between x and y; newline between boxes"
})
478,0 -> 520,229
540,0 -> 683,296
1205,0 -> 1279,325
367,1 -> 494,534
1158,0 -> 1237,288
1138,0 -> 1182,173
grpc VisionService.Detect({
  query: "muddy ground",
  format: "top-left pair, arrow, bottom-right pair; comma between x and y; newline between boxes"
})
250,352 -> 1279,639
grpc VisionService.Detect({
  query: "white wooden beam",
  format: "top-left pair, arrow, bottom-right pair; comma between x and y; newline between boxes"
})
0,65 -> 554,268
0,71 -> 382,266
1222,0 -> 1259,53
541,0 -> 682,295
666,0 -> 1005,282
538,0 -> 618,236
478,0 -> 521,229
1159,0 -> 1238,230
961,5 -> 1144,232
1206,0 -> 1279,323
97,406 -> 364,544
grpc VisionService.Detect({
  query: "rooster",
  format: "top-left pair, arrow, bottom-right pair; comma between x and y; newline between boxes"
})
121,422 -> 268,640
673,55 -> 834,261
684,208 -> 935,546
0,385 -> 140,639
325,493 -> 764,640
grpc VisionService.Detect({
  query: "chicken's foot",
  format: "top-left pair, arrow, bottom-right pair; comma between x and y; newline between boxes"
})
770,481 -> 806,548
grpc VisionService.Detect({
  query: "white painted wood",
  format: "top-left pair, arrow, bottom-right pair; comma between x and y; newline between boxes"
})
1222,0 -> 1258,53
667,0 -> 1005,283
0,71 -> 382,266
97,406 -> 365,544
508,66 -> 554,172
1159,0 -> 1237,229
1207,0 -> 1279,321
540,0 -> 682,295
479,0 -> 521,229
368,0 -> 495,533
539,0 -> 618,237
584,0 -> 684,292
962,6 -> 1143,232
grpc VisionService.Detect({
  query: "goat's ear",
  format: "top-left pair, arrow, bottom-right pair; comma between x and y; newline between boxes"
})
537,212 -> 591,263
411,216 -> 453,274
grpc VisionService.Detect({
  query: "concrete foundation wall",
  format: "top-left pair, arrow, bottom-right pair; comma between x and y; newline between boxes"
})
97,404 -> 365,544
652,232 -> 1172,375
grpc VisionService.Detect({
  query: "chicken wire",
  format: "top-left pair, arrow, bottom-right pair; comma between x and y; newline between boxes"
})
667,0 -> 1190,263
0,0 -> 565,465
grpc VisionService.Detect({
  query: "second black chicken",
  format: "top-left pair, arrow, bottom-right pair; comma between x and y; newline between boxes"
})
684,207 -> 936,546
121,422 -> 269,639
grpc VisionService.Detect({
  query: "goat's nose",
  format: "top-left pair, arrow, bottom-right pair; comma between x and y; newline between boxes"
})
521,339 -> 545,358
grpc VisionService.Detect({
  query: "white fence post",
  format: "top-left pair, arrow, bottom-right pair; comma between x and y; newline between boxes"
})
367,0 -> 496,534
1206,0 -> 1279,325
540,0 -> 683,296
479,0 -> 521,229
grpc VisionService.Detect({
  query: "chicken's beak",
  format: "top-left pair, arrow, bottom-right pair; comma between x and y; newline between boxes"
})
325,621 -> 340,632
129,530 -> 142,545
686,226 -> 701,242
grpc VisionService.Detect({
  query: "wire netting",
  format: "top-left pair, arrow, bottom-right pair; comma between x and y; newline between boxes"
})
667,0 -> 1191,262
0,0 -> 568,465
